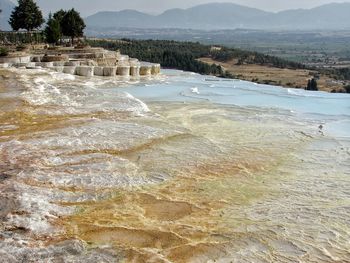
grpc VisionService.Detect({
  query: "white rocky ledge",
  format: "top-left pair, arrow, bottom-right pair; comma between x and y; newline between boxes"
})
0,48 -> 161,78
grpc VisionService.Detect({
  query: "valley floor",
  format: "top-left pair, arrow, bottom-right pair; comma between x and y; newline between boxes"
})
199,57 -> 344,92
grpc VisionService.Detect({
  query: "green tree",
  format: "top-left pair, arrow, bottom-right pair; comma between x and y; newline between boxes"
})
44,13 -> 61,44
53,9 -> 66,24
61,9 -> 85,44
52,10 -> 67,45
306,78 -> 318,91
9,0 -> 44,31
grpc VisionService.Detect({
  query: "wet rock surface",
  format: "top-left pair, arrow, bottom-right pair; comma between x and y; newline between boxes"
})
0,68 -> 349,262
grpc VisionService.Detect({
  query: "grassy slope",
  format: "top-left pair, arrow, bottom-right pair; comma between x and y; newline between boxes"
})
199,58 -> 344,92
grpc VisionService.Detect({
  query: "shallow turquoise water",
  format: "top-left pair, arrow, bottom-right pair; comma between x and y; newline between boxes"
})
118,70 -> 350,138
114,69 -> 350,261
119,70 -> 349,115
1,68 -> 349,262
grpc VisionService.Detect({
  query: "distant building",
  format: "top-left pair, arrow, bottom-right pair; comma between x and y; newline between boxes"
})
210,46 -> 222,52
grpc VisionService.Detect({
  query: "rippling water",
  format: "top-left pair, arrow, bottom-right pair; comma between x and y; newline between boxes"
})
0,68 -> 349,262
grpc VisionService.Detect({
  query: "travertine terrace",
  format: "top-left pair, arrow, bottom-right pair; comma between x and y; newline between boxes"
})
0,46 -> 161,77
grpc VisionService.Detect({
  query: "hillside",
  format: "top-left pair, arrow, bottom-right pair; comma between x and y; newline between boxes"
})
87,38 -> 347,92
199,57 -> 343,93
0,0 -> 14,30
86,2 -> 350,30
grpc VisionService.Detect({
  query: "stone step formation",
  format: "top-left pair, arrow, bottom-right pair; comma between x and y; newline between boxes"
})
0,47 -> 161,77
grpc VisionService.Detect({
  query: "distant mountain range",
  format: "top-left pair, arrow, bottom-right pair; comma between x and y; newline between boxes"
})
86,2 -> 350,31
1,1 -> 349,31
0,0 -> 14,30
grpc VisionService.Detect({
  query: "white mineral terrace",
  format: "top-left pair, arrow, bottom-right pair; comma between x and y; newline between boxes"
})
0,64 -> 349,262
0,48 -> 161,77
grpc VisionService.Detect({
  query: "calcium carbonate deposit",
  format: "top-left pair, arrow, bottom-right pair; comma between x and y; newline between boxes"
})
0,68 -> 349,262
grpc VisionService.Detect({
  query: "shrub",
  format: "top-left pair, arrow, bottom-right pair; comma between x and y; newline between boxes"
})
0,47 -> 9,57
16,45 -> 27,51
345,85 -> 350,93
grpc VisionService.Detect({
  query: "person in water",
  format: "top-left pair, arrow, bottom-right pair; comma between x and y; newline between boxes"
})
318,124 -> 324,136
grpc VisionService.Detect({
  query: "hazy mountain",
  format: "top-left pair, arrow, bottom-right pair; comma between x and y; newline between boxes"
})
269,3 -> 350,29
156,3 -> 269,29
86,2 -> 350,30
0,0 -> 15,30
85,9 -> 155,28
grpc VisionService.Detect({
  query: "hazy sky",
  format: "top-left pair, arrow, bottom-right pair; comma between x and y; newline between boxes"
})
11,0 -> 350,16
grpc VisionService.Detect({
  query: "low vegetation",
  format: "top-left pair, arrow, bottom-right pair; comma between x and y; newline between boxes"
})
323,67 -> 350,81
210,47 -> 306,70
0,47 -> 9,56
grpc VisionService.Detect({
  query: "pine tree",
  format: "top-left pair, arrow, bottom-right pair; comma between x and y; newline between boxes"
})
53,9 -> 66,24
60,9 -> 85,44
9,0 -> 44,31
44,13 -> 61,44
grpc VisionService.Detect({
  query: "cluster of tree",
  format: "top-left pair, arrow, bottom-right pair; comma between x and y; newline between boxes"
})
8,0 -> 85,44
211,48 -> 306,69
88,39 -> 225,76
45,9 -> 86,44
162,50 -> 224,75
305,78 -> 318,91
322,67 -> 350,81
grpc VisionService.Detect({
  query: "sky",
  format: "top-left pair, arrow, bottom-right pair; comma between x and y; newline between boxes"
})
10,0 -> 350,16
